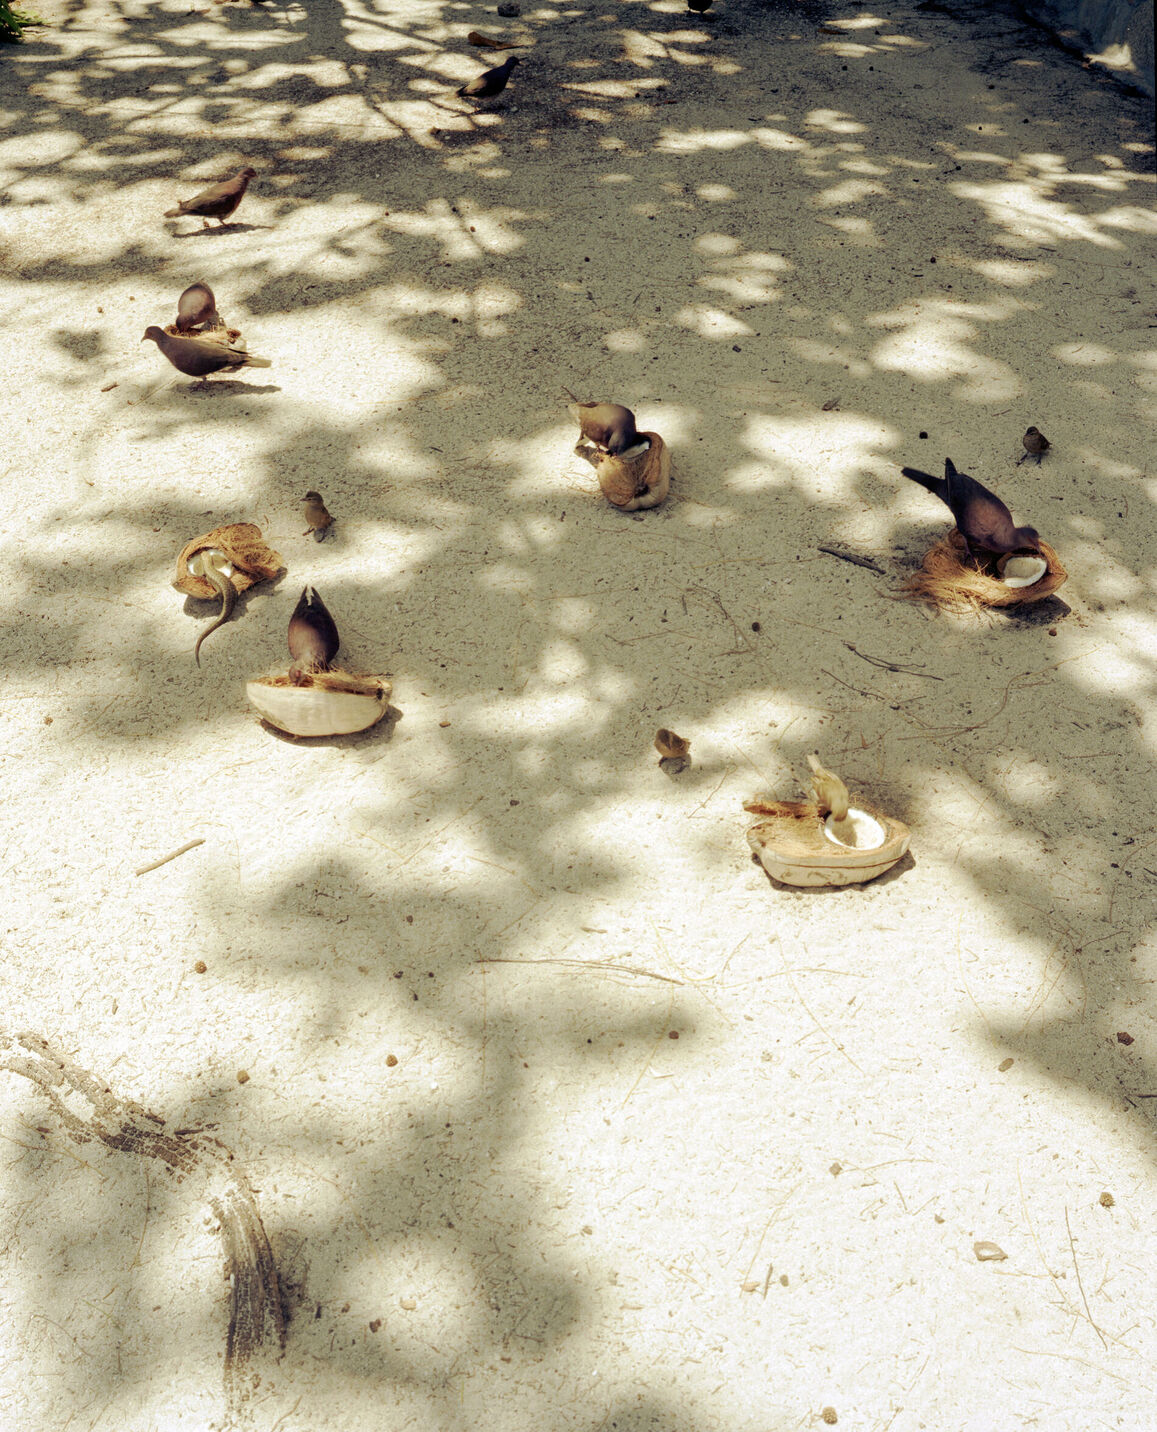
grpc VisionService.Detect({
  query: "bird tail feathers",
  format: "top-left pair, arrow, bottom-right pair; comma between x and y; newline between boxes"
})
244,355 -> 273,368
163,205 -> 185,217
900,466 -> 944,495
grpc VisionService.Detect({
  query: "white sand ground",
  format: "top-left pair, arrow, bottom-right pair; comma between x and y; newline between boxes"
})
1,0 -> 1155,1428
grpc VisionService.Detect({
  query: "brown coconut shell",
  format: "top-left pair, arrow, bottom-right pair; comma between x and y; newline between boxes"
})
173,523 -> 284,599
899,532 -> 1066,611
746,804 -> 911,887
596,432 -> 670,511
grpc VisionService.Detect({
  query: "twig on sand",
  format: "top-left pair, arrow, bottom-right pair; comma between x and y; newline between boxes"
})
478,957 -> 685,985
843,642 -> 943,679
134,838 -> 205,876
681,583 -> 757,656
818,545 -> 885,574
0,1032 -> 284,1414
1066,1205 -> 1108,1350
776,939 -> 863,1073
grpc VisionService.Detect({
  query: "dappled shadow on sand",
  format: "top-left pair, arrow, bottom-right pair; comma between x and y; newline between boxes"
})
2,0 -> 1156,1425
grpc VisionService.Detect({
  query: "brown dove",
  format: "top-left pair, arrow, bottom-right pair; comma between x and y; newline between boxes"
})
175,282 -> 221,333
565,390 -> 640,457
901,458 -> 1040,563
142,326 -> 271,379
457,56 -> 520,103
288,586 -> 341,678
164,167 -> 256,227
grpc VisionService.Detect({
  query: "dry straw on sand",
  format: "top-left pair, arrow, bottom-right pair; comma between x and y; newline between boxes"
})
899,532 -> 1067,611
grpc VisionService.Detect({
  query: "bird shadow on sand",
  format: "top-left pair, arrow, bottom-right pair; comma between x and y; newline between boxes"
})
170,379 -> 282,397
168,223 -> 276,239
996,596 -> 1072,627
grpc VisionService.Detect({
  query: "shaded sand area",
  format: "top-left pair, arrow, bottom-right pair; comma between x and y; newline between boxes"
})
1,0 -> 1155,1427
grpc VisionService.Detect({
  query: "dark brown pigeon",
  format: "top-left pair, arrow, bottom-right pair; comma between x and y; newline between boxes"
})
142,326 -> 271,379
175,282 -> 220,332
288,586 -> 340,677
564,389 -> 640,456
457,55 -> 520,102
164,167 -> 256,227
1018,426 -> 1050,464
901,458 -> 1040,561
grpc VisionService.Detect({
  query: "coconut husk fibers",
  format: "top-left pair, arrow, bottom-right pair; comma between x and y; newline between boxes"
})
173,523 -> 285,599
163,322 -> 243,346
255,669 -> 391,699
900,531 -> 1067,611
743,797 -> 823,821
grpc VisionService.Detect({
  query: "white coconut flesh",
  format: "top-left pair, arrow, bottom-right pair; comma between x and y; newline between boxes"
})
998,554 -> 1048,588
823,808 -> 886,850
616,438 -> 651,461
187,549 -> 234,581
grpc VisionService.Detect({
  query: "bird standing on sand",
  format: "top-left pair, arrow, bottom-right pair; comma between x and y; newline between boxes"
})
1018,426 -> 1050,464
457,55 -> 521,104
655,729 -> 691,772
164,167 -> 257,228
142,326 -> 272,380
901,457 -> 1040,562
302,491 -> 335,542
175,282 -> 221,333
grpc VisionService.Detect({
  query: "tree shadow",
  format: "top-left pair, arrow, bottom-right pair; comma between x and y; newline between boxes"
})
2,0 -> 1156,1425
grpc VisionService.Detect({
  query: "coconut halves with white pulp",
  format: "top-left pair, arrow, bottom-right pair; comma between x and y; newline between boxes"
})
246,586 -> 391,737
745,753 -> 910,888
901,532 -> 1066,611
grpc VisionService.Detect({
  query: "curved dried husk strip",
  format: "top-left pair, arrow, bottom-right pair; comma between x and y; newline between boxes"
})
173,524 -> 284,599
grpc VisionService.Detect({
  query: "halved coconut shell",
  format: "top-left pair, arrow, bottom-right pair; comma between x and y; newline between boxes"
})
745,799 -> 910,887
596,432 -> 670,511
246,670 -> 392,737
174,524 -> 284,600
899,532 -> 1066,611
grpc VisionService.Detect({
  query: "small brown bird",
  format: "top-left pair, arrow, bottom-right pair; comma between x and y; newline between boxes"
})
1018,426 -> 1050,464
687,0 -> 713,12
655,728 -> 691,771
142,326 -> 272,379
174,281 -> 221,333
565,390 -> 641,457
302,491 -> 334,542
457,55 -> 521,103
164,167 -> 257,228
901,457 -> 1040,562
288,586 -> 341,678
806,753 -> 849,820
